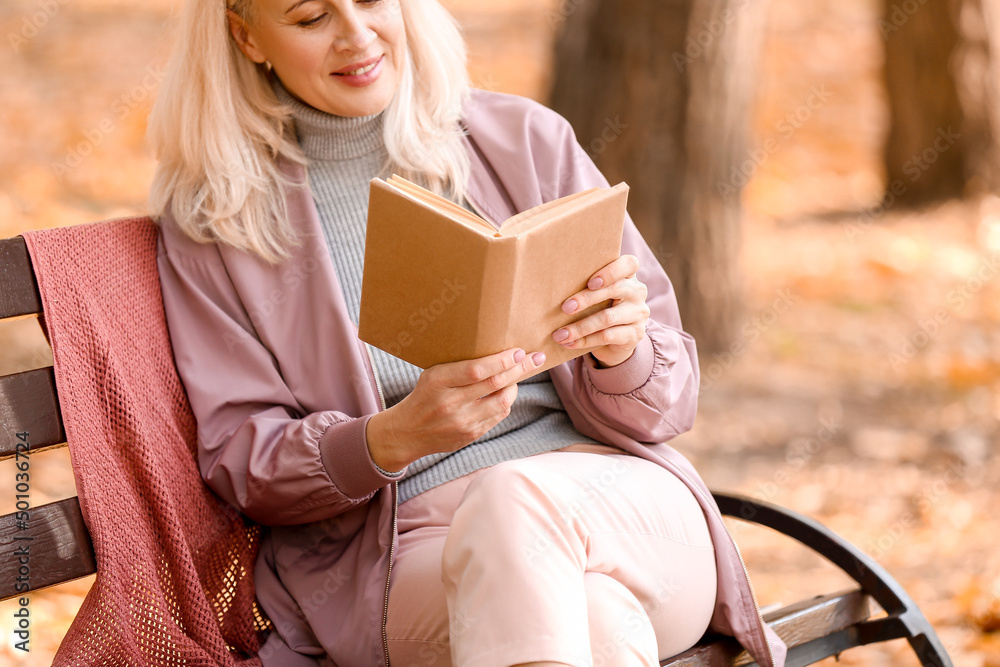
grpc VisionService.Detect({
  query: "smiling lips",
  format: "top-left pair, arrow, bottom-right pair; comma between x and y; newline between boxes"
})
333,55 -> 383,86
341,61 -> 378,76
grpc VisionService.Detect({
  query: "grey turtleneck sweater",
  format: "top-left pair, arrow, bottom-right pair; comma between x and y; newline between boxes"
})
273,80 -> 597,503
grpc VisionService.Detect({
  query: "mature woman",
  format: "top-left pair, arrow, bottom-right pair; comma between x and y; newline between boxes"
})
149,1 -> 786,666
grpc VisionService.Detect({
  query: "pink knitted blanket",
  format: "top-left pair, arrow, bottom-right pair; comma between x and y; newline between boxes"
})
23,218 -> 265,666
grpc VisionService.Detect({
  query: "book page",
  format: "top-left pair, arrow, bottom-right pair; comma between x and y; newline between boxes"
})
500,187 -> 599,237
386,175 -> 499,236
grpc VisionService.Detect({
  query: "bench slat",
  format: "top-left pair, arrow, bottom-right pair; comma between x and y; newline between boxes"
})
763,588 -> 870,651
0,367 -> 65,460
661,589 -> 871,666
663,641 -> 741,667
0,497 -> 96,600
0,236 -> 42,319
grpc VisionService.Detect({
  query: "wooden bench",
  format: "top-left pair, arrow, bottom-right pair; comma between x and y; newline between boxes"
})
0,234 -> 953,666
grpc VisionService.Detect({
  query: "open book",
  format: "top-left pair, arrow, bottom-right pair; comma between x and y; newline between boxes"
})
359,175 -> 629,377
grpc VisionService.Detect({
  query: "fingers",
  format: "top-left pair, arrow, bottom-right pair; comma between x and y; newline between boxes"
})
474,382 -> 518,428
553,300 -> 649,350
432,347 -> 547,393
561,255 -> 645,317
431,347 -> 521,387
469,346 -> 551,432
466,350 -> 547,399
429,348 -> 545,443
588,255 -> 640,291
558,322 -> 646,353
440,379 -> 520,446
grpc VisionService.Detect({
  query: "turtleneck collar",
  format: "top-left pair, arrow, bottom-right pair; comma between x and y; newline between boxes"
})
271,75 -> 385,161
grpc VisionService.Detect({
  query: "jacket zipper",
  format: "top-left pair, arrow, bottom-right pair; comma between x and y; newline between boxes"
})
725,517 -> 776,666
671,465 -> 776,667
382,482 -> 398,667
365,344 -> 397,667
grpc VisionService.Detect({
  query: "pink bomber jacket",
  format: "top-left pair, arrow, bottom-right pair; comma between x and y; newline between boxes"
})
155,89 -> 786,667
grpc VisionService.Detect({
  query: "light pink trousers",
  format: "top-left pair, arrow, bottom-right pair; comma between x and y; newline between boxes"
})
386,444 -> 717,667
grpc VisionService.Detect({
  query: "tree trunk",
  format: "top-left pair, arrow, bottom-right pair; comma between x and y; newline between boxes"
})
548,0 -> 769,357
953,0 -> 1000,195
881,0 -> 1000,202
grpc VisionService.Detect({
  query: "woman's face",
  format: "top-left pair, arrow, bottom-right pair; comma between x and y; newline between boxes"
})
230,0 -> 407,117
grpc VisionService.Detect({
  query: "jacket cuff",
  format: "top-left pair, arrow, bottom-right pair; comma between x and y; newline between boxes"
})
317,415 -> 403,499
583,334 -> 655,395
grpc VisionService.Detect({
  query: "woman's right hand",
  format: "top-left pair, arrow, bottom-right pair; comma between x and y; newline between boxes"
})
366,348 -> 547,473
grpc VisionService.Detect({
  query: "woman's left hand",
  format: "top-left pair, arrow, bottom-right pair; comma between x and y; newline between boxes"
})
552,254 -> 650,368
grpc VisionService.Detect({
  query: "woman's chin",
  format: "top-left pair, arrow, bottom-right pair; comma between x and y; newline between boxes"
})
321,92 -> 393,118
319,75 -> 396,117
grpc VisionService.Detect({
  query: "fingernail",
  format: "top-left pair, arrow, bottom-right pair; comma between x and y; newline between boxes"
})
513,349 -> 525,363
553,328 -> 570,342
532,352 -> 546,366
562,299 -> 578,314
588,276 -> 604,290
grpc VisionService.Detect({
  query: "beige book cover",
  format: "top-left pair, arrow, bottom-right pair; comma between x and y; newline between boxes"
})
359,175 -> 629,377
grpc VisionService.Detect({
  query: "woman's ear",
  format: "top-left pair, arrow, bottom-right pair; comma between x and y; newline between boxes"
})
227,9 -> 268,64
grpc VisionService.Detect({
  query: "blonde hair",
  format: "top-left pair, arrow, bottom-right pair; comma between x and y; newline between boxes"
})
148,0 -> 471,263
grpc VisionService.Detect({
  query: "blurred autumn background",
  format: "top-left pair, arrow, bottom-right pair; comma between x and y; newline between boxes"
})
1,0 -> 999,664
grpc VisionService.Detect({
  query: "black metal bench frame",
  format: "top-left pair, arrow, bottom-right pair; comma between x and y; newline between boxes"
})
0,235 -> 953,666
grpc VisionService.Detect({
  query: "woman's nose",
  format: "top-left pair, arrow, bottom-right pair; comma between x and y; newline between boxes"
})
332,9 -> 377,53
